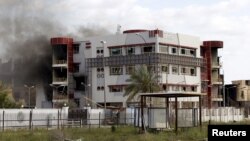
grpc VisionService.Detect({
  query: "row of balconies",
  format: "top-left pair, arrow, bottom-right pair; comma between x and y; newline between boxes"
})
211,95 -> 223,101
211,78 -> 223,85
52,94 -> 68,103
52,59 -> 68,104
52,60 -> 67,67
53,77 -> 67,82
52,77 -> 67,87
212,62 -> 221,69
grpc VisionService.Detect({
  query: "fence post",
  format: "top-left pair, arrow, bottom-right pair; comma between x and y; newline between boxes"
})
232,108 -> 234,121
88,112 -> 90,130
29,110 -> 32,130
247,108 -> 250,118
2,110 -> 4,132
125,109 -> 126,125
193,108 -> 195,127
80,119 -> 82,128
57,110 -> 60,129
138,108 -> 140,127
133,108 -> 136,127
99,112 -> 101,128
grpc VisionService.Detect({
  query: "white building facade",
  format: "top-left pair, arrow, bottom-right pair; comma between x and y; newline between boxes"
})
51,29 -> 205,108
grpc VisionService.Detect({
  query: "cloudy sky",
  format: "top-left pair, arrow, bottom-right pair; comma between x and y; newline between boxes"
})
1,0 -> 250,84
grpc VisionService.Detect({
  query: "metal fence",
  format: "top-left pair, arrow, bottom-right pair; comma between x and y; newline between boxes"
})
0,107 -> 246,131
202,107 -> 244,122
0,107 -> 136,131
0,108 -> 68,131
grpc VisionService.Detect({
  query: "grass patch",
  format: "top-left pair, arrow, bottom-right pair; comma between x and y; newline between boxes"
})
0,124 -> 221,141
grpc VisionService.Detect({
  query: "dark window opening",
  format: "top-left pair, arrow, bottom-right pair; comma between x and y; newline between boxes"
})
74,99 -> 80,107
73,44 -> 80,54
162,85 -> 168,91
191,68 -> 196,76
110,67 -> 123,75
241,91 -> 244,99
127,47 -> 135,55
172,48 -> 177,54
161,65 -> 168,73
172,66 -> 178,74
74,76 -> 86,91
143,46 -> 154,53
110,48 -> 122,56
190,50 -> 195,56
182,87 -> 186,91
181,49 -> 185,54
246,80 -> 250,86
191,86 -> 196,92
181,67 -> 186,74
97,86 -> 101,91
101,86 -> 104,90
110,86 -> 123,92
73,64 -> 80,73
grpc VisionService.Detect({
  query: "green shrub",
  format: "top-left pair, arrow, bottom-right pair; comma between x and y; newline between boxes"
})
111,125 -> 116,132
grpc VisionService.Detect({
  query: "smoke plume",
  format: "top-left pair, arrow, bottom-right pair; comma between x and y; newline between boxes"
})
0,1 -> 110,101
0,1 -> 63,83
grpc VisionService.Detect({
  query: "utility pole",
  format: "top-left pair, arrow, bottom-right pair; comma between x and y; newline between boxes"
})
81,82 -> 91,107
223,80 -> 226,107
24,85 -> 35,108
136,33 -> 152,107
100,40 -> 107,122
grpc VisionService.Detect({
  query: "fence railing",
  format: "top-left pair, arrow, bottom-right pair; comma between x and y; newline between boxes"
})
0,108 -> 135,131
202,107 -> 244,122
0,107 -> 246,131
0,108 -> 68,131
0,117 -> 135,131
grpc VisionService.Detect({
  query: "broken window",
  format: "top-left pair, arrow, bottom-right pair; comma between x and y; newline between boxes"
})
110,66 -> 123,75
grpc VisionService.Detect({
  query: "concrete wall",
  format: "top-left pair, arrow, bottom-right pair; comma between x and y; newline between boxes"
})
0,107 -> 68,129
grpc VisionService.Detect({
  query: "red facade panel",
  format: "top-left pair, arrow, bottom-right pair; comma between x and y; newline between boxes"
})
68,43 -> 73,73
50,37 -> 74,73
51,37 -> 73,45
123,29 -> 148,34
201,40 -> 223,108
159,42 -> 197,49
85,42 -> 91,48
149,29 -> 163,38
108,42 -> 155,48
203,41 -> 223,48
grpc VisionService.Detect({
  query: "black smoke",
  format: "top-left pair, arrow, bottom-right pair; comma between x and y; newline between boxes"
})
0,1 -> 110,101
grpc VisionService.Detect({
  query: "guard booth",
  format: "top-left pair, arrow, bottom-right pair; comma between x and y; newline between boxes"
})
138,92 -> 205,133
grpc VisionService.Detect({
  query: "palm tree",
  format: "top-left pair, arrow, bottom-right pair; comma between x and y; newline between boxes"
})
123,65 -> 161,102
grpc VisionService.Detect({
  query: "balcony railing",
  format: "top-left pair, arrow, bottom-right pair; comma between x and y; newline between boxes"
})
53,77 -> 67,82
53,94 -> 68,102
212,78 -> 223,85
212,63 -> 221,69
211,95 -> 223,101
53,60 -> 67,65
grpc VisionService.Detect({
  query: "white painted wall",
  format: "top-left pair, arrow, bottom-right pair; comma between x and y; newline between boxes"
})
78,30 -> 203,107
0,107 -> 68,128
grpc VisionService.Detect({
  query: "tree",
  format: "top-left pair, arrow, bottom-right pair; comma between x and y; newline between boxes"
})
0,81 -> 21,108
123,65 -> 161,102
